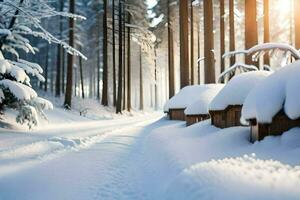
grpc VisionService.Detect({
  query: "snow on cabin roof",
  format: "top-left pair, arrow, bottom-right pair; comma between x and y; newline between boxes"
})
164,84 -> 224,112
209,71 -> 271,111
184,85 -> 224,115
242,60 -> 300,124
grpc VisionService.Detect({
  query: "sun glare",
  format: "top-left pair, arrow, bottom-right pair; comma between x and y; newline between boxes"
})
276,0 -> 292,14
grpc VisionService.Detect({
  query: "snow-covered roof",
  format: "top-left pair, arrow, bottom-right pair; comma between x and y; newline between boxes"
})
184,85 -> 224,115
242,60 -> 300,123
164,84 -> 224,112
209,71 -> 271,111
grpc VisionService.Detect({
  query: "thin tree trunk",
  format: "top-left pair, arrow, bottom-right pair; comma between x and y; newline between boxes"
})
197,21 -> 201,84
64,0 -> 75,108
122,14 -> 126,110
62,48 -> 65,93
101,0 -> 108,106
112,0 -> 117,106
154,48 -> 158,110
127,15 -> 131,111
203,0 -> 215,83
96,15 -> 101,100
167,0 -> 175,98
220,0 -> 225,74
44,44 -> 49,92
55,0 -> 64,97
229,0 -> 236,66
179,0 -> 190,88
295,0 -> 300,49
197,3 -> 201,84
139,46 -> 144,110
190,1 -> 194,85
245,0 -> 258,65
116,0 -> 123,113
263,0 -> 270,65
79,47 -> 85,99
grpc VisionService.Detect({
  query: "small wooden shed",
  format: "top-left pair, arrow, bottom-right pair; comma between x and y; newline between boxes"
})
248,111 -> 300,142
209,71 -> 271,129
184,84 -> 224,126
242,61 -> 300,142
164,85 -> 222,121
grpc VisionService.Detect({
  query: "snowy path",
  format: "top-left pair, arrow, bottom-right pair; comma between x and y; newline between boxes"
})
1,114 -> 300,200
0,114 -> 168,200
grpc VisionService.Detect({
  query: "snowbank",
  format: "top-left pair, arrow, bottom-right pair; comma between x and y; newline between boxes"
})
209,71 -> 271,111
164,85 -> 224,112
166,155 -> 300,200
242,60 -> 300,123
184,84 -> 224,115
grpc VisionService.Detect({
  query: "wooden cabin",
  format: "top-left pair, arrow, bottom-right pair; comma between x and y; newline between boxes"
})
183,84 -> 224,126
249,111 -> 300,142
165,85 -> 224,121
209,105 -> 243,128
241,61 -> 300,142
209,71 -> 271,129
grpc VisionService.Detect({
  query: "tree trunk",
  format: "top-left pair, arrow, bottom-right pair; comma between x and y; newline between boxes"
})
229,0 -> 236,66
44,44 -> 49,92
127,15 -> 131,111
79,47 -> 85,99
179,0 -> 190,88
167,0 -> 175,98
116,0 -> 123,113
295,0 -> 300,49
154,48 -> 158,110
122,14 -> 126,110
55,45 -> 61,96
245,0 -> 258,65
220,0 -> 225,75
61,48 -> 65,93
203,0 -> 215,83
55,0 -> 64,97
64,0 -> 75,108
112,0 -> 117,106
263,0 -> 270,65
101,0 -> 108,106
139,46 -> 144,110
190,1 -> 194,85
96,14 -> 101,100
197,20 -> 201,84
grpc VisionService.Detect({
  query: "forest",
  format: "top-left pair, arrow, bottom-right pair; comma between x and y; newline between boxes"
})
1,0 -> 300,199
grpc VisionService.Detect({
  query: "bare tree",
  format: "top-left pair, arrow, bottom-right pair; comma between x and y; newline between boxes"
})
203,0 -> 215,83
179,0 -> 190,88
167,0 -> 175,98
220,0 -> 225,74
245,0 -> 258,65
229,0 -> 235,66
102,0 -> 108,106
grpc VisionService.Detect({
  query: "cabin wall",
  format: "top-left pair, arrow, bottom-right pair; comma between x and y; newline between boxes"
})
169,109 -> 186,121
210,105 -> 243,128
251,111 -> 300,142
186,114 -> 210,126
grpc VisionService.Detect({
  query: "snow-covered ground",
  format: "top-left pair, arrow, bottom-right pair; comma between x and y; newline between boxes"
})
0,101 -> 300,199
